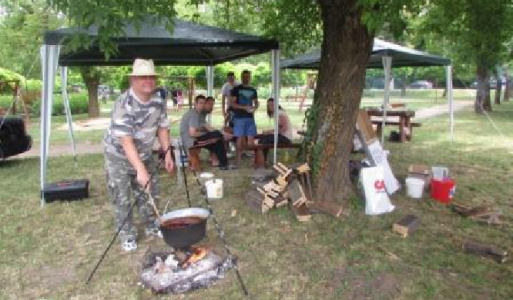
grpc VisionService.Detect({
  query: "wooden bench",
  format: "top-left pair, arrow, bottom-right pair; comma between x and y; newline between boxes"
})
371,120 -> 421,141
245,143 -> 302,169
156,137 -> 221,171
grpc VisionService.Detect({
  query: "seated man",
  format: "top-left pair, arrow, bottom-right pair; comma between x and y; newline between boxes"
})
180,95 -> 235,170
204,96 -> 236,164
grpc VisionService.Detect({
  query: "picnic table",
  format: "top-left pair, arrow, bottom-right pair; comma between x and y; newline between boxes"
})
365,108 -> 420,142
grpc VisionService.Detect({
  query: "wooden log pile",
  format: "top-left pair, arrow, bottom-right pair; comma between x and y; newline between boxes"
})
244,162 -> 345,222
452,203 -> 503,226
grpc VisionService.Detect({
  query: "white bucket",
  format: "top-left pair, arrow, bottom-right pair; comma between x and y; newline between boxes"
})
405,177 -> 425,199
199,172 -> 214,187
205,179 -> 223,200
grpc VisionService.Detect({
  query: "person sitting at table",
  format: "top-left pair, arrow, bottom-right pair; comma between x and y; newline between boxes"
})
180,95 -> 236,170
257,98 -> 293,160
203,96 -> 234,165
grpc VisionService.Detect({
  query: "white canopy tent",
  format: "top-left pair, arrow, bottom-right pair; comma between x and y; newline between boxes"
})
40,18 -> 281,206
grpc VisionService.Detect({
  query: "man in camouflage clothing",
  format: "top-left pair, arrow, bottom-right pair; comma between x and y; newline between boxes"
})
104,59 -> 174,252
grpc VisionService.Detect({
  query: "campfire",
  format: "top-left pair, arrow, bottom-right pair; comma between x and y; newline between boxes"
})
140,246 -> 236,294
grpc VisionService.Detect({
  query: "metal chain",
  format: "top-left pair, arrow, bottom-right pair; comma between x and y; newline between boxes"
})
180,143 -> 250,297
86,145 -> 171,284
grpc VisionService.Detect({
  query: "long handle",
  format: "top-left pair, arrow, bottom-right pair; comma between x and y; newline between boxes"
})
86,146 -> 171,284
180,143 -> 193,208
188,167 -> 250,297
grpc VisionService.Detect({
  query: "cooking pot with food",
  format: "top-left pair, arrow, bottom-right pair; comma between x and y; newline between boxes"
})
159,207 -> 210,248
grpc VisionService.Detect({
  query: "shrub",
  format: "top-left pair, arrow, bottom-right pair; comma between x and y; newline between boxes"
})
31,93 -> 89,116
0,95 -> 14,109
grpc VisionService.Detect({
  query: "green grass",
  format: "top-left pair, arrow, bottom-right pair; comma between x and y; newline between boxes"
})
26,88 -> 476,145
2,95 -> 512,300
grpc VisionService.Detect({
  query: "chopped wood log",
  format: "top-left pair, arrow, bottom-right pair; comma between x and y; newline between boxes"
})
290,202 -> 311,222
245,189 -> 267,214
273,163 -> 292,178
272,194 -> 288,208
275,175 -> 289,188
392,215 -> 420,238
295,163 -> 310,174
309,201 -> 345,218
452,203 -> 502,225
471,213 -> 503,226
466,206 -> 494,218
262,195 -> 275,210
287,179 -> 307,207
463,240 -> 508,263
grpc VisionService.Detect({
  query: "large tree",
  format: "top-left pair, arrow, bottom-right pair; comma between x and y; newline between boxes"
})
45,0 -> 421,203
49,0 -> 510,203
420,0 -> 513,113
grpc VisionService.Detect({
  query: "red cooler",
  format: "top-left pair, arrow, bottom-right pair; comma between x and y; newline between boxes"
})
430,178 -> 456,204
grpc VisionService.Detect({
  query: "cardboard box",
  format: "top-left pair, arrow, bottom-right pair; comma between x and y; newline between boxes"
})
408,165 -> 431,189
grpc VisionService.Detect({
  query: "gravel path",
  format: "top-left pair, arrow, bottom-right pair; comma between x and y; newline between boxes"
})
16,101 -> 473,158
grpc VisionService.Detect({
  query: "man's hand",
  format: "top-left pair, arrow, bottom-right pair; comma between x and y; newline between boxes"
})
136,167 -> 151,190
164,152 -> 175,174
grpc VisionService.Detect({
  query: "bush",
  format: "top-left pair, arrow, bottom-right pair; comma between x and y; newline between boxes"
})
0,95 -> 13,109
22,79 -> 43,92
31,93 -> 89,116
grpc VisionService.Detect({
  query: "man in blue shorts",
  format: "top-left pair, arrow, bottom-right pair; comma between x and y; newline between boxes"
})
230,70 -> 259,166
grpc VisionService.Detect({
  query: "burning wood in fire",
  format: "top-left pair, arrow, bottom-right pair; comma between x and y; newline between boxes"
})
140,248 -> 236,294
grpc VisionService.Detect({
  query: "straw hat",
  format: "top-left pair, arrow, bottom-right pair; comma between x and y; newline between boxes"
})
129,58 -> 158,76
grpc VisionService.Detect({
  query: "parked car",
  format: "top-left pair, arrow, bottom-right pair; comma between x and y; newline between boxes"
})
470,78 -> 507,89
0,116 -> 32,159
409,80 -> 433,89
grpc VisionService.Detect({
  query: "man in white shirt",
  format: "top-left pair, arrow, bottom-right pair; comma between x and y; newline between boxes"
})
220,72 -> 239,115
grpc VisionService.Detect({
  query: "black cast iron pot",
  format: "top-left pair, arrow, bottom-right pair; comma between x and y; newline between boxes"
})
159,207 -> 210,248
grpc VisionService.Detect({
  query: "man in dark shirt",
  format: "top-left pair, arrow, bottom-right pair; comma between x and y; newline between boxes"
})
230,70 -> 259,166
180,95 -> 234,170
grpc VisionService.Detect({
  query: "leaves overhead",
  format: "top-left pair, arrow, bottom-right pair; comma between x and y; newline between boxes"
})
46,0 -> 179,58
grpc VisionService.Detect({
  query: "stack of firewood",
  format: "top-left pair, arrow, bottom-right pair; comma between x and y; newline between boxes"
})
245,162 -> 345,222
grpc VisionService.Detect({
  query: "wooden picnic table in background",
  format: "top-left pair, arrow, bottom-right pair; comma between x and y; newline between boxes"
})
365,108 -> 420,143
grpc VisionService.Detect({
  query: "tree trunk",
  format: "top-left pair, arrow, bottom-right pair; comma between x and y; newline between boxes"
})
494,68 -> 502,105
474,65 -> 491,113
80,67 -> 100,118
504,70 -> 511,102
400,76 -> 406,97
306,0 -> 373,203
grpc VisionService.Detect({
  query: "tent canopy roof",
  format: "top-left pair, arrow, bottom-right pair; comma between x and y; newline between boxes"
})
44,17 -> 279,66
281,38 -> 451,69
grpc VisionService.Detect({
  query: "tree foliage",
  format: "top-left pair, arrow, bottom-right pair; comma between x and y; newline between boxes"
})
0,0 -> 64,78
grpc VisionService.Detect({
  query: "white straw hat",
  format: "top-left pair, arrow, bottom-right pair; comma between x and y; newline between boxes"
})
129,58 -> 158,76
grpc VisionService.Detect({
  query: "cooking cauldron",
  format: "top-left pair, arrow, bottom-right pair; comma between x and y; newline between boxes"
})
159,207 -> 210,248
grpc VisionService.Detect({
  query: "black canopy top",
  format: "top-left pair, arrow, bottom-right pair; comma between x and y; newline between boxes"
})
281,38 -> 450,69
44,18 -> 279,66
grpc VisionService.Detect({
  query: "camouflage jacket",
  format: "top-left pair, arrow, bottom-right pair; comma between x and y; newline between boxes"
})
104,89 -> 169,161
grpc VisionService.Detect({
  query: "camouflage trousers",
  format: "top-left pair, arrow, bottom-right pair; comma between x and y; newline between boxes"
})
104,152 -> 161,242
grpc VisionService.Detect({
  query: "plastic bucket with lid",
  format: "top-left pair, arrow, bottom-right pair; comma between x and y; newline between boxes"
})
405,177 -> 425,199
205,179 -> 223,200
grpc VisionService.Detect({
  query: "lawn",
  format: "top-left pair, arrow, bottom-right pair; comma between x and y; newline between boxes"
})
1,96 -> 512,300
26,88 -> 476,145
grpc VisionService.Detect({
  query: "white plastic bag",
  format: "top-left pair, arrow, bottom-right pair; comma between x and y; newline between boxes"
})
360,166 -> 395,215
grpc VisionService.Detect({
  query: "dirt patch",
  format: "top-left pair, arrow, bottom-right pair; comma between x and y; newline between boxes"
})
330,267 -> 401,300
21,264 -> 76,298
